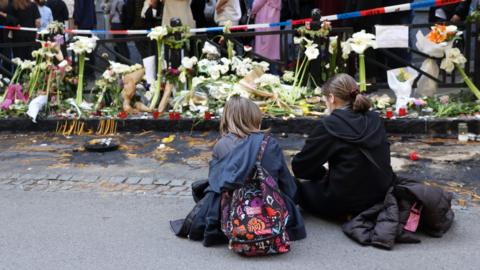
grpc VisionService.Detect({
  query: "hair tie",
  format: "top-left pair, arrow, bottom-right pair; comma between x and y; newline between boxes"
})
350,88 -> 360,99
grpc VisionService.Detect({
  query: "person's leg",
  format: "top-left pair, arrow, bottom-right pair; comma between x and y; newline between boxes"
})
111,23 -> 130,61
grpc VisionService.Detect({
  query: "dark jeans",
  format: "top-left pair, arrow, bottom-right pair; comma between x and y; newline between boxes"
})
111,23 -> 130,61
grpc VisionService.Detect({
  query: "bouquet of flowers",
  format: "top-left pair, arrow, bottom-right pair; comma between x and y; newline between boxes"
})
387,67 -> 419,113
415,24 -> 461,96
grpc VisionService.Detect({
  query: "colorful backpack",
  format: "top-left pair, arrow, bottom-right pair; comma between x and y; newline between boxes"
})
220,134 -> 290,256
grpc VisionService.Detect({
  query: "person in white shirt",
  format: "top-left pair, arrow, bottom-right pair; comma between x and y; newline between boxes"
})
214,0 -> 241,26
35,0 -> 53,30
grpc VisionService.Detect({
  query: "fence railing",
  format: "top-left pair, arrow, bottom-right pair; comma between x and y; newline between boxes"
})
0,16 -> 479,92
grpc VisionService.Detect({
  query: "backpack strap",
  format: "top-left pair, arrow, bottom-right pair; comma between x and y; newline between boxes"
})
256,133 -> 271,163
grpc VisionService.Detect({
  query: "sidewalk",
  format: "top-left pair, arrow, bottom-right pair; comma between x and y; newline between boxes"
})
0,189 -> 478,270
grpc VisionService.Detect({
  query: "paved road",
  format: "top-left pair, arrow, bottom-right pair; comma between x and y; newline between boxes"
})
1,132 -> 479,269
0,189 -> 478,270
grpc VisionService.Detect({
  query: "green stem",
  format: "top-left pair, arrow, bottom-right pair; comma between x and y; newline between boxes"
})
456,63 -> 480,100
227,39 -> 234,60
56,71 -> 62,106
76,53 -> 85,106
45,69 -> 53,111
95,86 -> 107,110
293,57 -> 308,89
149,41 -> 164,110
359,54 -> 367,92
11,68 -> 21,84
297,61 -> 310,91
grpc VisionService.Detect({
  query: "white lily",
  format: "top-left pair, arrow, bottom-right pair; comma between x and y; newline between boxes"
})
440,48 -> 467,74
329,36 -> 338,55
181,56 -> 198,70
68,36 -> 99,55
305,43 -> 320,61
341,41 -> 352,60
347,30 -> 377,54
148,26 -> 168,41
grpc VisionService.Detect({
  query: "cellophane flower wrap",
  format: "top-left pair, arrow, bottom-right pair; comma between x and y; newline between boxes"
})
415,25 -> 460,97
387,67 -> 419,113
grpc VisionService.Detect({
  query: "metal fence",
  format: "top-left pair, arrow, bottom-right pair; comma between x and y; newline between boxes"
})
1,18 -> 479,92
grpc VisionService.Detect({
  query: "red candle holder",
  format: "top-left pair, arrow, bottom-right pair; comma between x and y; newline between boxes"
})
168,111 -> 175,120
118,111 -> 127,119
385,108 -> 393,119
204,111 -> 213,121
175,112 -> 181,120
153,111 -> 159,120
399,107 -> 407,117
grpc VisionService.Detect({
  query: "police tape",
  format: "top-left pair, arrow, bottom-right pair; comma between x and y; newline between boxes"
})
0,0 -> 465,36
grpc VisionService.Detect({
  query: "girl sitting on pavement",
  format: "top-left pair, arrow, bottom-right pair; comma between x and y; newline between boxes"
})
171,95 -> 306,246
292,73 -> 394,218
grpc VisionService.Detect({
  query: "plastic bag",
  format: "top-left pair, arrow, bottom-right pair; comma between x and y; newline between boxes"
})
387,67 -> 419,113
27,95 -> 47,123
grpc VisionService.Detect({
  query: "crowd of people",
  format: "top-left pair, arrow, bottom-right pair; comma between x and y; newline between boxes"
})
0,0 -> 477,74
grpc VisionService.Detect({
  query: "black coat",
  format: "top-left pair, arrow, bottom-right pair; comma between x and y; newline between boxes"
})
429,0 -> 472,22
46,0 -> 69,22
292,109 -> 394,217
342,177 -> 455,250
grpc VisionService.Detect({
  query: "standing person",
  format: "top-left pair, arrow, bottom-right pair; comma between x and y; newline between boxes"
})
214,0 -> 241,26
11,0 -> 41,60
429,0 -> 471,23
46,0 -> 69,23
63,0 -> 74,29
191,0 -> 207,28
162,0 -> 196,28
292,74 -> 394,217
109,0 -> 130,60
35,0 -> 53,31
171,96 -> 306,246
73,0 -> 96,30
0,0 -> 16,73
251,0 -> 281,60
124,0 -> 150,58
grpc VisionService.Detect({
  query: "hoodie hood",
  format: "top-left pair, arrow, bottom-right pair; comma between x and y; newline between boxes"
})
323,109 -> 385,148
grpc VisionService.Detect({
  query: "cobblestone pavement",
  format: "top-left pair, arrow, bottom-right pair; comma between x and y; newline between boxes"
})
0,131 -> 479,206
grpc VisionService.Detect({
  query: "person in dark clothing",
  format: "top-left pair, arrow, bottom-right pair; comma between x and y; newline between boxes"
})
124,0 -> 151,59
11,0 -> 41,60
429,0 -> 471,23
292,74 -> 394,217
73,0 -> 96,29
191,0 -> 208,28
109,0 -> 130,61
46,0 -> 69,22
171,96 -> 306,246
0,0 -> 17,73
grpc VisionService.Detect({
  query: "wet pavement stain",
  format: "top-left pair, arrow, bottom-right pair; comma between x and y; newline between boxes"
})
1,131 -> 479,205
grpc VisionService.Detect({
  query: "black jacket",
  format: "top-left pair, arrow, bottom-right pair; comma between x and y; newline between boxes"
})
46,0 -> 69,22
292,109 -> 394,217
342,177 -> 454,250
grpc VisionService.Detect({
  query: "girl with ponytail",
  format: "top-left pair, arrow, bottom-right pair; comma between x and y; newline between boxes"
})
292,73 -> 394,217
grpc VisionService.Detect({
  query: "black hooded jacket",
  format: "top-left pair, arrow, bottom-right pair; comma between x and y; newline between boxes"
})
292,108 -> 394,216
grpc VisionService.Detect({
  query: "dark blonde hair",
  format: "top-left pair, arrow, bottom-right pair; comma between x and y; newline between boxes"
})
220,96 -> 263,138
13,0 -> 32,10
322,73 -> 372,113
